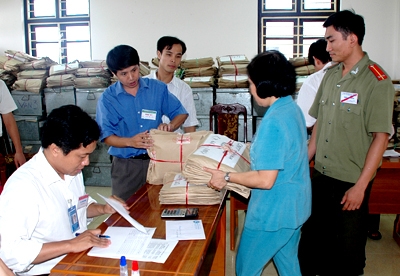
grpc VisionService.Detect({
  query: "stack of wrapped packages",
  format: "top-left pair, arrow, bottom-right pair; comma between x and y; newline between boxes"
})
147,129 -> 251,204
216,55 -> 249,88
147,130 -> 224,205
289,57 -> 315,76
152,57 -> 216,88
75,60 -> 111,88
47,61 -> 79,88
0,50 -> 27,90
13,51 -> 56,93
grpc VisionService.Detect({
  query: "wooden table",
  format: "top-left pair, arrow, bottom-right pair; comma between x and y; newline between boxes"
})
51,184 -> 227,276
368,157 -> 400,246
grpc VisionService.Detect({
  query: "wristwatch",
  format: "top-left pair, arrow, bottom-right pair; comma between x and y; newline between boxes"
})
224,172 -> 231,182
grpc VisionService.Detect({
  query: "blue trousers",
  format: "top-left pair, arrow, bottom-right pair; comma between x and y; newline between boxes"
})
236,226 -> 302,276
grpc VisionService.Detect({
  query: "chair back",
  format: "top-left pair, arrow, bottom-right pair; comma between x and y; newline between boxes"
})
209,103 -> 247,142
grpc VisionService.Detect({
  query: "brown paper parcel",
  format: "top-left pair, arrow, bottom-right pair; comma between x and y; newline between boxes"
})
160,172 -> 224,205
182,133 -> 251,198
146,130 -> 213,184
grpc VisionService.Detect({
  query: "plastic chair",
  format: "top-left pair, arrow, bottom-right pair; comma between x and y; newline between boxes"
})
209,103 -> 249,250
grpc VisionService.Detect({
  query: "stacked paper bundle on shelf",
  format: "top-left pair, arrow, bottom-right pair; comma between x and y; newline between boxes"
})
160,172 -> 224,205
182,133 -> 251,198
181,57 -> 217,88
146,129 -> 212,184
47,61 -> 79,88
215,55 -> 249,88
74,60 -> 111,88
289,57 -> 315,76
182,76 -> 215,88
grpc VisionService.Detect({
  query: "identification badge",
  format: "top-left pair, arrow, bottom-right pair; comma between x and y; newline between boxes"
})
68,205 -> 80,233
77,194 -> 89,209
340,92 -> 358,104
141,109 -> 157,120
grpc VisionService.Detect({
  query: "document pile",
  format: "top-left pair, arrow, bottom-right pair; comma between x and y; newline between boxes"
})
182,133 -> 251,198
160,172 -> 224,205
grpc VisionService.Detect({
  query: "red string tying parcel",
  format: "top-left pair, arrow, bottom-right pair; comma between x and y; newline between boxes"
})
64,64 -> 72,74
199,140 -> 250,170
149,134 -> 187,172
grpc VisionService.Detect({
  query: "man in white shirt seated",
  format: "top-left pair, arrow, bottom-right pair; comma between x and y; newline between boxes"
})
296,39 -> 332,132
0,105 -> 127,275
144,36 -> 199,133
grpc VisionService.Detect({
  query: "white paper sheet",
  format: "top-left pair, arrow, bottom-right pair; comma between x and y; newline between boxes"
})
165,220 -> 206,241
383,149 -> 400,157
97,193 -> 147,234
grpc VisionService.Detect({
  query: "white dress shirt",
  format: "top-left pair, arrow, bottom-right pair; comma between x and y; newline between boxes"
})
0,80 -> 17,136
0,149 -> 95,275
296,62 -> 332,127
144,71 -> 199,132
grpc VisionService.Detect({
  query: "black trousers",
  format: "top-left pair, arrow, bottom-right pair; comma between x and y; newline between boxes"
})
298,171 -> 373,276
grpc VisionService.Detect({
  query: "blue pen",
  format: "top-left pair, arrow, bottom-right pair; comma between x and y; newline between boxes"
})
75,233 -> 111,239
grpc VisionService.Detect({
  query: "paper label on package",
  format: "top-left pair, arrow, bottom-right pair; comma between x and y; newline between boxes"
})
186,77 -> 212,82
219,55 -> 246,62
170,173 -> 196,188
221,75 -> 248,81
193,134 -> 246,168
176,134 -> 191,144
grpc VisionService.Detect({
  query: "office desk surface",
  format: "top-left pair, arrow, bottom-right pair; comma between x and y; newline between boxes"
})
51,184 -> 227,276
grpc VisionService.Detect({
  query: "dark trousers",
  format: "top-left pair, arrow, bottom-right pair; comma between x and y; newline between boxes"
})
298,171 -> 372,276
111,157 -> 150,201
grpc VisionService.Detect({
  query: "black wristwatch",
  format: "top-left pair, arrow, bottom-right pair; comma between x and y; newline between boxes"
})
224,172 -> 231,182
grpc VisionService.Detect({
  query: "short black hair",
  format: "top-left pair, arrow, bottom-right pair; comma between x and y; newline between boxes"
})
157,36 -> 187,55
106,45 -> 140,74
308,39 -> 331,65
41,105 -> 100,155
323,10 -> 365,45
247,51 -> 296,99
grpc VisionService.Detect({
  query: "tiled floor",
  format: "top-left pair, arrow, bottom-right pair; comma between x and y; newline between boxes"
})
86,186 -> 400,276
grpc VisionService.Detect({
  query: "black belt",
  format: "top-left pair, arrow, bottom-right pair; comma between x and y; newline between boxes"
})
129,153 -> 150,160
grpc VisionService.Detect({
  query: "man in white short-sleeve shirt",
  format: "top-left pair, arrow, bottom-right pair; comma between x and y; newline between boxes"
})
144,36 -> 198,133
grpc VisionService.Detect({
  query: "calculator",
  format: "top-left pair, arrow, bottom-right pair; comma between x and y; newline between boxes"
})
161,208 -> 199,218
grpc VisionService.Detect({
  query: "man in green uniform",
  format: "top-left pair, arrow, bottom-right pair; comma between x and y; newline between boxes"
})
298,10 -> 395,276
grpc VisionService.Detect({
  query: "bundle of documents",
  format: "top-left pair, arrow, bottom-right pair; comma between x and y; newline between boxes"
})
76,68 -> 111,78
17,70 -> 48,79
49,61 -> 79,76
46,74 -> 75,87
295,64 -> 315,76
289,57 -> 310,67
160,172 -> 224,205
19,57 -> 57,70
183,76 -> 215,88
181,57 -> 215,69
74,76 -> 110,88
4,50 -> 39,63
218,64 -> 247,77
216,54 -> 249,67
182,66 -> 217,78
79,60 -> 107,68
146,130 -> 212,184
0,55 -> 23,72
12,78 -> 46,93
182,133 -> 251,198
216,75 -> 249,88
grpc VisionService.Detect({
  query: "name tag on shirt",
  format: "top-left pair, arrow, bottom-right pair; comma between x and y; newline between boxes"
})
77,194 -> 89,209
68,205 -> 80,233
141,109 -> 157,120
340,92 -> 358,104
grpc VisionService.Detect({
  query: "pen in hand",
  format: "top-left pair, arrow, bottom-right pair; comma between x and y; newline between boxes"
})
75,233 -> 111,239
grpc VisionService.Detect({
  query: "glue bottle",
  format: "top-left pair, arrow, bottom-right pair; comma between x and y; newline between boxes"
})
120,256 -> 128,276
131,260 -> 140,276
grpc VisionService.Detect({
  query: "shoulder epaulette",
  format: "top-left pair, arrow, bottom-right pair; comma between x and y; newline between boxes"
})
368,64 -> 387,81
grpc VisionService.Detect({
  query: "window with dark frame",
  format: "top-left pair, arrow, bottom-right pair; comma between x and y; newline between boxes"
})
258,0 -> 340,59
24,0 -> 91,64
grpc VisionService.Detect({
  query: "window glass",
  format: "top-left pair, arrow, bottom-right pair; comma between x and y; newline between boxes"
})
33,0 -> 56,17
265,22 -> 294,38
304,0 -> 332,10
264,39 -> 293,59
66,25 -> 90,40
67,42 -> 91,61
264,0 -> 293,10
303,21 -> 325,38
36,43 -> 60,61
66,0 -> 89,16
35,27 -> 60,41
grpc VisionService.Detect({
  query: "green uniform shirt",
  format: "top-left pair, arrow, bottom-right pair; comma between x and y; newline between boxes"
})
309,53 -> 395,183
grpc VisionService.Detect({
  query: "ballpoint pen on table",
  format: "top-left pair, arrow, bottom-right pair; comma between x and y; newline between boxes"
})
74,233 -> 111,238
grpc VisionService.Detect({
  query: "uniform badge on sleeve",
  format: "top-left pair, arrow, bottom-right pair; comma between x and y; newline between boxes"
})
368,64 -> 387,81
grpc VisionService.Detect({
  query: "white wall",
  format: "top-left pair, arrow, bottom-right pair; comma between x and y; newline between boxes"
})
0,0 -> 399,78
